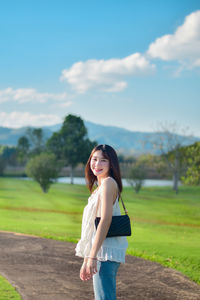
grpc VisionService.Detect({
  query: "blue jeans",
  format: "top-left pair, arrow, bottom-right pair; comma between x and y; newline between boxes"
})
93,260 -> 120,300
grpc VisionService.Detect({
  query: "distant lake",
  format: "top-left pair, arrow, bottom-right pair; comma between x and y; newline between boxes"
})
19,176 -> 177,187
57,177 -> 175,187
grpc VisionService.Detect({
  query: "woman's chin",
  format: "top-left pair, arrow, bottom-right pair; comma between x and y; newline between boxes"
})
93,171 -> 102,177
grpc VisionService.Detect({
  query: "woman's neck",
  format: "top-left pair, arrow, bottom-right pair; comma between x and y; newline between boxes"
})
97,175 -> 110,186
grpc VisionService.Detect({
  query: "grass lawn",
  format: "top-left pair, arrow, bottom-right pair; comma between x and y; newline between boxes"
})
0,177 -> 199,285
0,275 -> 21,300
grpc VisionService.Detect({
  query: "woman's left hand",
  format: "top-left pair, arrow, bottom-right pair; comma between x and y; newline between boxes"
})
85,258 -> 98,280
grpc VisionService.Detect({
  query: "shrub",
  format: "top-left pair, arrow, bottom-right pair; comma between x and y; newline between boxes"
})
26,152 -> 60,193
126,164 -> 146,193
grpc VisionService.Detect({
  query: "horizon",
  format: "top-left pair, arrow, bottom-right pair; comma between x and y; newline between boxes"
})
0,1 -> 200,137
1,118 -> 200,139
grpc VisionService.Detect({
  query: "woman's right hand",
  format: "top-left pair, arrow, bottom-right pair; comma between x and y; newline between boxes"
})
80,262 -> 87,280
80,261 -> 93,281
80,258 -> 97,281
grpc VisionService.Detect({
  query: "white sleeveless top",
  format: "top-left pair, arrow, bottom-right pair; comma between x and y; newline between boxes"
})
75,178 -> 128,263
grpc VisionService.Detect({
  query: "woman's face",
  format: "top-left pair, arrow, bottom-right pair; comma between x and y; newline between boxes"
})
90,150 -> 110,179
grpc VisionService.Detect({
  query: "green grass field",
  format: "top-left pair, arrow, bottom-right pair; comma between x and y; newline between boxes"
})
0,275 -> 21,300
0,177 -> 199,286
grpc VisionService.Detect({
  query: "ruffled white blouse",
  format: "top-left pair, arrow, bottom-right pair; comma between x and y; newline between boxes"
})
75,179 -> 128,263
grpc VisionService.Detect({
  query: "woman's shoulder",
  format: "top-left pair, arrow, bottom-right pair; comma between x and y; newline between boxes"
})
101,176 -> 118,191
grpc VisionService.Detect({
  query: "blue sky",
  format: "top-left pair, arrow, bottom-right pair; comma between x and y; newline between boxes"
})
0,0 -> 200,137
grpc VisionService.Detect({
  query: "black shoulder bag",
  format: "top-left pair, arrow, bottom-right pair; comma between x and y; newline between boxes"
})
95,196 -> 132,238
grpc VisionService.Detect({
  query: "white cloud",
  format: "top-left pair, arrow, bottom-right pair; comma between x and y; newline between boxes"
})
61,53 -> 155,93
58,101 -> 73,108
0,112 -> 61,128
0,87 -> 69,104
147,10 -> 200,68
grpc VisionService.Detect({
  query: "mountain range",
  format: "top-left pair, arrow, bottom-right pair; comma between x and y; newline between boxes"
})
0,120 -> 199,155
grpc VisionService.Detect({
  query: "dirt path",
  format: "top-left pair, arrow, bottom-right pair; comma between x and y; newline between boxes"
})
0,232 -> 199,300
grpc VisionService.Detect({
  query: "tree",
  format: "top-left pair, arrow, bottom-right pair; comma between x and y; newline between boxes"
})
152,122 -> 194,193
47,114 -> 97,184
0,156 -> 6,176
126,163 -> 146,193
26,128 -> 45,155
17,136 -> 30,165
0,145 -> 18,174
26,153 -> 60,193
137,153 -> 169,179
17,128 -> 46,165
182,142 -> 200,185
118,154 -> 136,164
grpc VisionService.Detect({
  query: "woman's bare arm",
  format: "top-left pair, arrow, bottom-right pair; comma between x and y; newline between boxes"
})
88,178 -> 117,258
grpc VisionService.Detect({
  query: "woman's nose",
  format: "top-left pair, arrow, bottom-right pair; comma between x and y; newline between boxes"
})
95,160 -> 101,166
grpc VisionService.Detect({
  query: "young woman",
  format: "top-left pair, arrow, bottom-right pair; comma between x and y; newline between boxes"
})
75,144 -> 128,300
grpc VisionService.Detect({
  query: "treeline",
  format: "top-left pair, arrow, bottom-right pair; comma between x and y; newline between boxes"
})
0,114 -> 199,193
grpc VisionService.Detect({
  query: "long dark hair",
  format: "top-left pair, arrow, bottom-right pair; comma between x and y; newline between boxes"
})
85,144 -> 122,194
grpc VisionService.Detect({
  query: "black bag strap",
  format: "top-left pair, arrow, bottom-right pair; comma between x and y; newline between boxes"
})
95,186 -> 129,216
119,195 -> 128,215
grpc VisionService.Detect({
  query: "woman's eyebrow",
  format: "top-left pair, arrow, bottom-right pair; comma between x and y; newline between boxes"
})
92,155 -> 106,159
